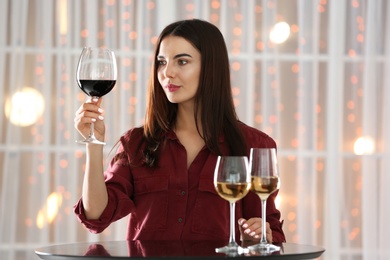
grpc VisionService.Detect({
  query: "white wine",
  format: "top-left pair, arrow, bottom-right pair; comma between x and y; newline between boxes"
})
251,176 -> 280,200
215,182 -> 251,203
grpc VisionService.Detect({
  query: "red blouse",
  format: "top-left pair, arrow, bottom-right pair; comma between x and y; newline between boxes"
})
74,122 -> 285,243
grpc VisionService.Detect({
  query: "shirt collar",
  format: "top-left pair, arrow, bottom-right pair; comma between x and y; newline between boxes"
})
164,129 -> 178,140
164,128 -> 225,143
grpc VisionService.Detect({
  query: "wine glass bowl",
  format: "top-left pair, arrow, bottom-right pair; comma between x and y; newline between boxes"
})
78,79 -> 116,98
251,175 -> 280,201
215,182 -> 250,203
76,47 -> 117,145
249,148 -> 281,253
213,156 -> 251,254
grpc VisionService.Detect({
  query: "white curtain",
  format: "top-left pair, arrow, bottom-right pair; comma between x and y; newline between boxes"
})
0,0 -> 389,259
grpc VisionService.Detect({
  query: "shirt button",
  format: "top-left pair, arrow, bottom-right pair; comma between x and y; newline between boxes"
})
178,218 -> 183,223
181,191 -> 186,196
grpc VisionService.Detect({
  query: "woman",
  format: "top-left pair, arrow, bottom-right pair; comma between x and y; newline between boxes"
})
74,19 -> 285,243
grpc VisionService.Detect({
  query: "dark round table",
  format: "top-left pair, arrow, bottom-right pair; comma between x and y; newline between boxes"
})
35,240 -> 325,260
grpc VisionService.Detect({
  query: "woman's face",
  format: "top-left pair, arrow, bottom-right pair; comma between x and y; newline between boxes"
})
157,36 -> 201,107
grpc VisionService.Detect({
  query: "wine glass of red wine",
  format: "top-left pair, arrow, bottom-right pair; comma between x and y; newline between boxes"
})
76,47 -> 117,145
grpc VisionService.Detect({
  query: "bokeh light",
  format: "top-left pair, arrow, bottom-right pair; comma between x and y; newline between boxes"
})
269,22 -> 291,44
353,136 -> 375,155
5,87 -> 45,127
36,192 -> 63,229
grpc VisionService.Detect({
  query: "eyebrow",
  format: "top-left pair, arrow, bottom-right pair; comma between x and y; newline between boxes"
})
157,53 -> 193,59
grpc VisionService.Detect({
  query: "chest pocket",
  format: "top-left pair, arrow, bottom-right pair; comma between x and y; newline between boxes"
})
134,175 -> 168,194
191,177 -> 229,239
131,175 -> 169,231
198,177 -> 218,194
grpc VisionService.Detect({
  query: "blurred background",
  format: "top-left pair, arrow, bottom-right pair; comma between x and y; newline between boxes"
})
0,0 -> 389,259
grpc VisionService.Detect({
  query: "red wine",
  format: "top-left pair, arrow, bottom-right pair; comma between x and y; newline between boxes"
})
78,80 -> 116,97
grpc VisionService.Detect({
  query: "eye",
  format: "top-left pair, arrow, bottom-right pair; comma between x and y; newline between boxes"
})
157,59 -> 166,66
178,59 -> 188,65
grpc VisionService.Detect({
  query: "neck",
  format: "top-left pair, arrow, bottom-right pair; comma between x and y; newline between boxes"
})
175,104 -> 202,134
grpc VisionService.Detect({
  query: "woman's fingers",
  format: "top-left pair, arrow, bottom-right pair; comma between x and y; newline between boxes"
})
239,218 -> 261,239
75,99 -> 104,120
238,218 -> 273,242
74,98 -> 105,139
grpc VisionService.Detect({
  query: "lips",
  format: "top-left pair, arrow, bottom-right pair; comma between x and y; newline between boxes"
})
166,84 -> 180,92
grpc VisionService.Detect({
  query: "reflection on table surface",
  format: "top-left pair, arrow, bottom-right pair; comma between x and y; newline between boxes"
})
35,240 -> 325,259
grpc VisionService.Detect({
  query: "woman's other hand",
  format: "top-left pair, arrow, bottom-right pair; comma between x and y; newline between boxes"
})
238,217 -> 273,243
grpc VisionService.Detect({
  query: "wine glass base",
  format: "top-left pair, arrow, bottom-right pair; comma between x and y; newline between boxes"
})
215,243 -> 249,256
248,243 -> 280,254
76,138 -> 106,145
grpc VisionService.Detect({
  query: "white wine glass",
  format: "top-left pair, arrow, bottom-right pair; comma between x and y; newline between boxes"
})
249,148 -> 281,253
214,156 -> 251,254
76,47 -> 117,145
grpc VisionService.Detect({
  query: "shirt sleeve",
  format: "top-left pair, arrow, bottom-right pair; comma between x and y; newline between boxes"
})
265,191 -> 285,243
73,143 -> 136,234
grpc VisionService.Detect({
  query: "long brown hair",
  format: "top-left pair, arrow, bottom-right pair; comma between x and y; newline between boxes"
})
142,19 -> 246,167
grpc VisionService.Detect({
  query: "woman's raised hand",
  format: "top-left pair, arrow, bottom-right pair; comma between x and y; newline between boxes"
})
74,97 -> 106,143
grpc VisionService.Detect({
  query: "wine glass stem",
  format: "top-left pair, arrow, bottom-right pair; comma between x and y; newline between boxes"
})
88,96 -> 98,139
260,199 -> 267,244
89,122 -> 96,138
229,202 -> 237,245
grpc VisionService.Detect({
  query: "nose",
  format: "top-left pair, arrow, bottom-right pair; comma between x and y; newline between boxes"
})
163,62 -> 174,78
